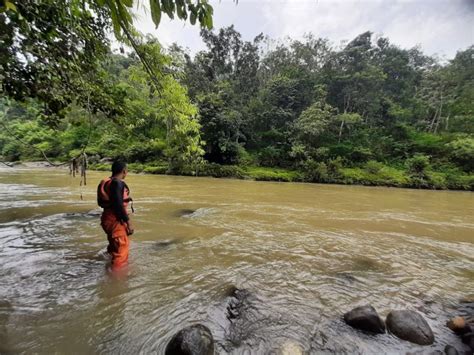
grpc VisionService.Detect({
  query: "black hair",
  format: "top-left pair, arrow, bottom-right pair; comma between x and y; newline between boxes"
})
111,161 -> 127,175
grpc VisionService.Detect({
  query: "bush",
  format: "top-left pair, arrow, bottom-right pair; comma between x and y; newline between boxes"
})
122,140 -> 166,162
302,160 -> 329,182
143,164 -> 168,174
237,147 -> 256,166
405,154 -> 430,178
350,147 -> 373,163
327,156 -> 343,179
340,166 -> 409,187
258,146 -> 285,167
447,137 -> 474,172
89,163 -> 110,171
365,160 -> 384,174
1,141 -> 22,161
199,163 -> 245,178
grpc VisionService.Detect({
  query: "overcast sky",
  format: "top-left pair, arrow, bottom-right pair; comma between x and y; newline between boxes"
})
134,0 -> 473,59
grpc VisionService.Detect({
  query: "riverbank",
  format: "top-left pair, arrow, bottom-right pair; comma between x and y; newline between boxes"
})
88,161 -> 474,191
4,160 -> 473,191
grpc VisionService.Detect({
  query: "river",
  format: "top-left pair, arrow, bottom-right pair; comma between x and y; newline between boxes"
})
0,167 -> 473,354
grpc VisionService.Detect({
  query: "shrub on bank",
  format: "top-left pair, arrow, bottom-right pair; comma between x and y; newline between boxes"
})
244,166 -> 302,182
199,163 -> 245,179
143,164 -> 168,174
87,161 -> 473,191
341,162 -> 410,187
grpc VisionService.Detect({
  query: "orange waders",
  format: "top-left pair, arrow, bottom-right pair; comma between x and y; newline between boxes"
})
101,210 -> 130,270
98,177 -> 133,271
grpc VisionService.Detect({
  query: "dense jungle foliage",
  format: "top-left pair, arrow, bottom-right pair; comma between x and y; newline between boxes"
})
1,2 -> 473,190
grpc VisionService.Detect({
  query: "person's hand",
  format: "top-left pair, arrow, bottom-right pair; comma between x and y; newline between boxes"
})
126,221 -> 134,236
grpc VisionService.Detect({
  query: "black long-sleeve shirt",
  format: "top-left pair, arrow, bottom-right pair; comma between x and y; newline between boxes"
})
109,178 -> 129,223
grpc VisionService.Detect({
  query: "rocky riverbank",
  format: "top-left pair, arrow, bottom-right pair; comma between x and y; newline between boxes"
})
163,287 -> 474,354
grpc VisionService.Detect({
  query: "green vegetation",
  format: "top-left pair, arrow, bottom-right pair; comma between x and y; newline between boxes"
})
0,2 -> 473,190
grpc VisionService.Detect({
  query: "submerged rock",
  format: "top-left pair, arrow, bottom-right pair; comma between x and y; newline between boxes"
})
0,300 -> 13,353
279,341 -> 304,355
176,209 -> 196,217
461,332 -> 474,352
460,296 -> 474,304
335,272 -> 359,283
154,239 -> 178,250
222,286 -> 259,348
165,324 -> 214,355
225,287 -> 253,321
343,305 -> 386,334
386,310 -> 434,345
444,344 -> 459,355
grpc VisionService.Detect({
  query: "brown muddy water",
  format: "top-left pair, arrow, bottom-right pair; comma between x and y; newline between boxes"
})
0,167 -> 473,354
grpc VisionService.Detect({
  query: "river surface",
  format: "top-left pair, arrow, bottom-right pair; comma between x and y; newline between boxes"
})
0,167 -> 473,354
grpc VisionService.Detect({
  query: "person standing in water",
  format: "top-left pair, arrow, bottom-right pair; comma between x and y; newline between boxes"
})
97,161 -> 134,270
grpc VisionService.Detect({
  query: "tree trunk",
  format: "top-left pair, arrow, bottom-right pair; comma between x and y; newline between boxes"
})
338,119 -> 344,143
434,99 -> 443,134
445,114 -> 450,131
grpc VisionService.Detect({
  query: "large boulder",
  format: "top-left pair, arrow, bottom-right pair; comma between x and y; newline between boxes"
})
165,324 -> 214,355
386,310 -> 434,345
343,305 -> 386,334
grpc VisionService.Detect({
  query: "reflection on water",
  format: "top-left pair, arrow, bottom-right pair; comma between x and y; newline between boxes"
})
0,167 -> 473,353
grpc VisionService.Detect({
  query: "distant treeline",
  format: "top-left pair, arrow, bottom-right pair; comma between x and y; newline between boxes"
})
1,27 -> 473,189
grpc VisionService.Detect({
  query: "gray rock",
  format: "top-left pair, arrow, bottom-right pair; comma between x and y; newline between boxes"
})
444,344 -> 459,355
386,310 -> 434,345
165,324 -> 214,355
343,305 -> 386,334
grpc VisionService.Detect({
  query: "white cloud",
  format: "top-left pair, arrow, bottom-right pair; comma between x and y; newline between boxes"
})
133,0 -> 473,58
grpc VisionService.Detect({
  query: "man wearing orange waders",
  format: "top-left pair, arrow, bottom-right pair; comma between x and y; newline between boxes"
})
97,161 -> 134,270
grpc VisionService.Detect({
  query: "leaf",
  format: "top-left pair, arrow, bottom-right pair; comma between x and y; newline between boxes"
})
162,0 -> 175,19
1,0 -> 17,12
6,1 -> 17,11
150,0 -> 161,27
121,0 -> 133,7
204,13 -> 213,29
190,11 -> 196,25
176,4 -> 187,20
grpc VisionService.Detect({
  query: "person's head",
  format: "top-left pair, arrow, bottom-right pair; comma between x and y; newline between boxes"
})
111,161 -> 128,179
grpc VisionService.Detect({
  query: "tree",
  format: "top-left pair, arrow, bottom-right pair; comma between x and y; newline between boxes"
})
0,0 -> 215,120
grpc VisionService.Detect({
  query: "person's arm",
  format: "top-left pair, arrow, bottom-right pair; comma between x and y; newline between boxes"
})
110,178 -> 129,223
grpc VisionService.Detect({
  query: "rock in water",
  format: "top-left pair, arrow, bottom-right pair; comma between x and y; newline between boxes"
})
461,332 -> 474,352
165,324 -> 214,355
444,344 -> 459,355
343,305 -> 386,334
279,341 -> 303,355
386,310 -> 434,345
447,316 -> 470,335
